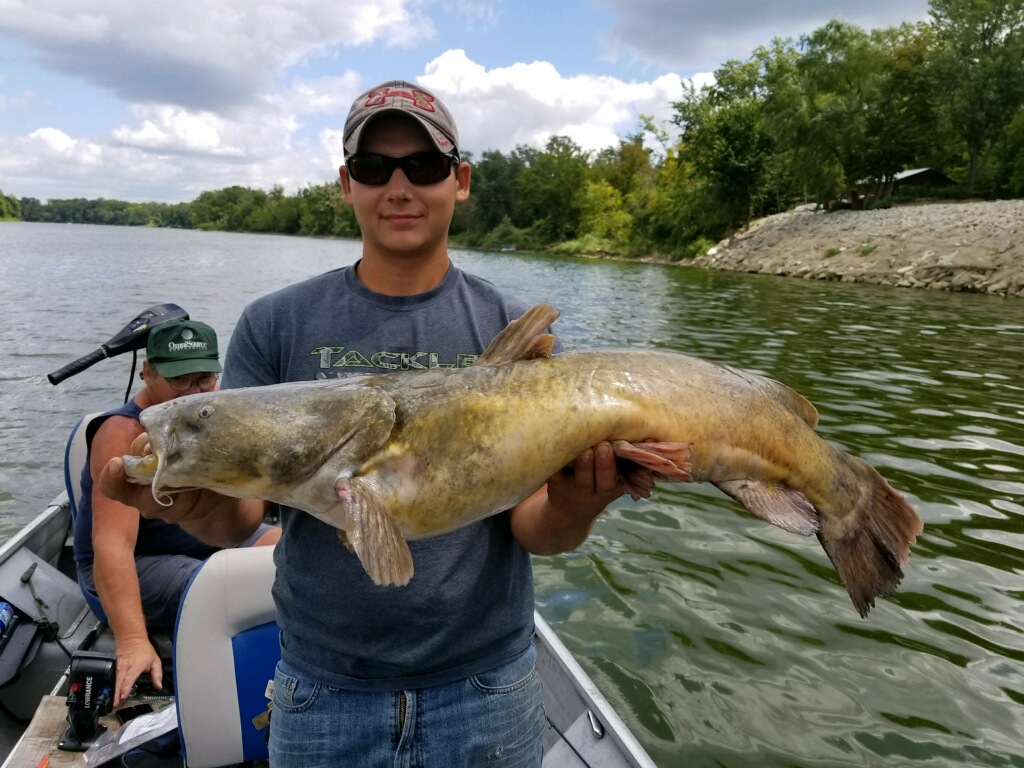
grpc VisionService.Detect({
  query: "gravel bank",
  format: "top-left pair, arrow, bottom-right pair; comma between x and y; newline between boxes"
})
694,200 -> 1024,298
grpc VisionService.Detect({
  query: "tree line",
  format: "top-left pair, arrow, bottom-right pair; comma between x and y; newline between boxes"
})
0,189 -> 20,220
6,0 -> 1024,260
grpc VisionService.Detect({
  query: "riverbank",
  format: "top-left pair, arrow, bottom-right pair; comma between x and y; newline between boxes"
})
692,199 -> 1024,298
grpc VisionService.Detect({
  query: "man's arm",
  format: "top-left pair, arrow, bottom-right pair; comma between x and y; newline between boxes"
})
510,442 -> 624,555
88,417 -> 164,706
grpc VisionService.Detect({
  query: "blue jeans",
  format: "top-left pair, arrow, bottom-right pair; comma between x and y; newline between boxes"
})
268,645 -> 544,768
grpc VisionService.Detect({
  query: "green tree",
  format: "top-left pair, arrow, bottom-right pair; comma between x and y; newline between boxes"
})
992,105 -> 1024,194
190,186 -> 266,231
759,38 -> 845,205
0,189 -> 21,220
588,135 -> 658,252
464,149 -> 527,239
246,184 -> 301,233
513,136 -> 590,243
796,21 -> 888,204
929,0 -> 1024,191
18,198 -> 44,221
590,135 -> 654,200
296,181 -> 358,237
674,57 -> 775,231
861,24 -> 945,195
577,179 -> 632,245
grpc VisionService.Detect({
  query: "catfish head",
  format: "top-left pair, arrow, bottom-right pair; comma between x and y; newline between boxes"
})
123,379 -> 397,504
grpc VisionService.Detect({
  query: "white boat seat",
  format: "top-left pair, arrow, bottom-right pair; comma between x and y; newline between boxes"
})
63,412 -> 109,624
174,546 -> 279,768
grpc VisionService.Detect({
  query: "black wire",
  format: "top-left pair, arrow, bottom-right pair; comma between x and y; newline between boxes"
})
34,619 -> 74,658
545,713 -> 594,768
54,634 -> 73,659
124,351 -> 139,404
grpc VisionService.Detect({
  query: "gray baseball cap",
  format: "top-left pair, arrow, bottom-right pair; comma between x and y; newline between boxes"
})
343,80 -> 459,158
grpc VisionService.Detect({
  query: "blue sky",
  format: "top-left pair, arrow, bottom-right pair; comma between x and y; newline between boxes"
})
0,0 -> 931,203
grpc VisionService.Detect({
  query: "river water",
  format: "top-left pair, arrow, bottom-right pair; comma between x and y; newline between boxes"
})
2,222 -> 1023,766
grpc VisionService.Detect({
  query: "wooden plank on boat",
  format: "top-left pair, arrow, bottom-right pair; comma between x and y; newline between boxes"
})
3,695 -> 74,768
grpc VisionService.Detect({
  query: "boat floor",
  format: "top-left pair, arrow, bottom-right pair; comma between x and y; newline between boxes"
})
4,694 -> 199,768
7,696 -> 81,768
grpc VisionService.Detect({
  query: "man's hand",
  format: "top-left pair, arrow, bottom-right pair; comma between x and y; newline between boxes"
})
510,441 -> 626,556
99,435 -> 269,547
113,635 -> 162,707
100,433 -> 212,526
545,442 -> 625,524
99,432 -> 165,517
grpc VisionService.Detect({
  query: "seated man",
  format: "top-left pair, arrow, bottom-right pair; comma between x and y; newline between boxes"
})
73,318 -> 279,705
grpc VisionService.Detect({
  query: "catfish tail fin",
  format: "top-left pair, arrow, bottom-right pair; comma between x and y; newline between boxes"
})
816,457 -> 922,617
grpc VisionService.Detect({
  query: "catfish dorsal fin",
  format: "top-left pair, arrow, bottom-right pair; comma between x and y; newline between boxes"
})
476,304 -> 560,366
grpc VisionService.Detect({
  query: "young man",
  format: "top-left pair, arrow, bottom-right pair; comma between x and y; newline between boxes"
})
101,80 -> 624,766
75,319 -> 278,706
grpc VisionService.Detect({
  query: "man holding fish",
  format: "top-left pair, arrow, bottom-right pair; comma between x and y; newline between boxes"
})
101,80 -> 625,767
76,320 -> 280,710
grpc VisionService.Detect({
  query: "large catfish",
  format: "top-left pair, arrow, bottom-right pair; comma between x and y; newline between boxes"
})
123,304 -> 922,616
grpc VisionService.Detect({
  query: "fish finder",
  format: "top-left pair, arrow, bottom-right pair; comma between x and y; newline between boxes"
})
58,649 -> 116,751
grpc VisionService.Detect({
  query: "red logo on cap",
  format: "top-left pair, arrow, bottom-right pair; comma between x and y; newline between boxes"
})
365,87 -> 436,113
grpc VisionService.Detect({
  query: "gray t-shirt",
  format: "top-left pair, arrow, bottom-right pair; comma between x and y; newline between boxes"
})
222,262 -> 537,690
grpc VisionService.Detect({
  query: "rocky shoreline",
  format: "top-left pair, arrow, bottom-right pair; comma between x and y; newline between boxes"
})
692,199 -> 1024,298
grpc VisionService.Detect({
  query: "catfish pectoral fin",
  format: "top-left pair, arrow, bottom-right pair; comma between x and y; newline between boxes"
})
611,440 -> 692,481
337,477 -> 414,587
611,440 -> 693,500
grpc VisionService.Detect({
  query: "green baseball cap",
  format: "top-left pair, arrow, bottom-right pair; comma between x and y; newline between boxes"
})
146,319 -> 222,378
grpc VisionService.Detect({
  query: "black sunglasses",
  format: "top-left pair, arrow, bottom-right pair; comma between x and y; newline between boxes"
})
345,152 -> 459,186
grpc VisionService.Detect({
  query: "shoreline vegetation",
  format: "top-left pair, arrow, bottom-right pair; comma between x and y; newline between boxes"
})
7,198 -> 1020,299
4,5 -> 1024,298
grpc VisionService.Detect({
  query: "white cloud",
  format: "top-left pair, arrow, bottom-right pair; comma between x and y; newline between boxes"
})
271,72 -> 364,118
0,0 -> 434,110
6,0 -> 744,205
0,46 -> 704,202
421,50 -> 696,157
0,128 -> 183,200
434,0 -> 503,28
29,127 -> 80,154
112,108 -> 240,156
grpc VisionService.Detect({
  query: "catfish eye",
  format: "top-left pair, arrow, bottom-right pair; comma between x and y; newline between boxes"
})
198,404 -> 215,419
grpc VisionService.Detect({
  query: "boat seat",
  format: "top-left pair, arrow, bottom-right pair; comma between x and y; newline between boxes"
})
63,412 -> 109,625
174,546 -> 279,768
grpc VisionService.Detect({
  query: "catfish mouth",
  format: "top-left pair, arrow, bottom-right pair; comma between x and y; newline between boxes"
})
141,418 -> 179,507
150,451 -> 173,507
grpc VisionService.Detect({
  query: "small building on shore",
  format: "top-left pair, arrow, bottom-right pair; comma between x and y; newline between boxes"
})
857,168 -> 957,203
890,168 -> 957,192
